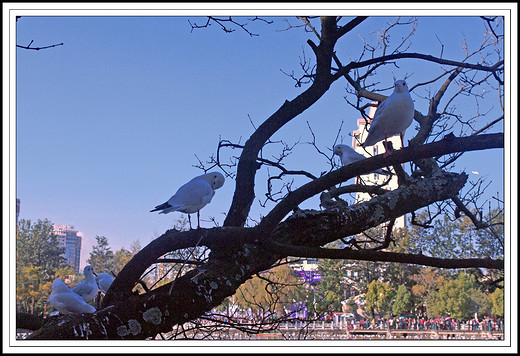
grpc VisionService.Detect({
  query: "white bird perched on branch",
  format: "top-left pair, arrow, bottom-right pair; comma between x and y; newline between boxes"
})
95,272 -> 115,294
150,171 -> 225,229
71,265 -> 98,303
47,278 -> 96,315
362,80 -> 414,151
333,144 -> 390,175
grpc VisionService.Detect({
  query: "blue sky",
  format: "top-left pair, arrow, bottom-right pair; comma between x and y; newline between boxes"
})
10,9 -> 511,269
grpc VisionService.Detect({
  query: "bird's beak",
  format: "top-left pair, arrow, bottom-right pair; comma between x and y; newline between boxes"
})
93,272 -> 98,276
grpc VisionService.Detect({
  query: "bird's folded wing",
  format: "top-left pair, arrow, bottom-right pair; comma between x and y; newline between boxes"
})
169,179 -> 214,206
372,98 -> 389,118
72,283 -> 90,295
54,292 -> 79,303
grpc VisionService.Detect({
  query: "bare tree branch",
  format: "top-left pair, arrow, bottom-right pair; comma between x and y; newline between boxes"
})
188,16 -> 273,37
262,242 -> 503,270
258,133 -> 503,234
17,40 -> 63,51
336,53 -> 504,81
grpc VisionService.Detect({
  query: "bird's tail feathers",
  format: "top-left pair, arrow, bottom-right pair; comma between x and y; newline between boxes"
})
150,202 -> 171,212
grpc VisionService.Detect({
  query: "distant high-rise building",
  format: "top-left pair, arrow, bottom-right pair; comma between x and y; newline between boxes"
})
352,104 -> 406,229
16,198 -> 20,223
53,225 -> 82,272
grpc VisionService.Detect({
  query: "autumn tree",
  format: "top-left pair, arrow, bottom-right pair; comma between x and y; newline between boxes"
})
427,272 -> 489,319
234,264 -> 303,317
16,266 -> 47,314
16,219 -> 69,314
22,15 -> 505,340
410,268 -> 446,317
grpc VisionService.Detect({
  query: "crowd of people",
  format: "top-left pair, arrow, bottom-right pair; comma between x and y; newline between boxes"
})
345,316 -> 504,332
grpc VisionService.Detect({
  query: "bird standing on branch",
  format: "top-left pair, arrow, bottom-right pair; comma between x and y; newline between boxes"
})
151,171 -> 225,229
362,80 -> 414,154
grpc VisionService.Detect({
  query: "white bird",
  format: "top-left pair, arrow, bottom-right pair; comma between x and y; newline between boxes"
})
47,278 -> 96,315
150,171 -> 225,229
362,80 -> 415,150
333,144 -> 390,175
71,265 -> 98,303
95,272 -> 114,294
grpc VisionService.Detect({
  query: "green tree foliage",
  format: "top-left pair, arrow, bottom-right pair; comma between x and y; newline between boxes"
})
16,219 -> 70,314
345,226 -> 421,294
345,299 -> 358,315
87,235 -> 116,274
409,208 -> 504,260
381,227 -> 422,288
16,219 -> 67,281
347,226 -> 388,291
365,280 -> 394,317
392,284 -> 413,316
489,288 -> 504,317
112,241 -> 141,276
314,258 -> 346,313
479,208 -> 504,258
427,272 -> 489,319
114,248 -> 133,275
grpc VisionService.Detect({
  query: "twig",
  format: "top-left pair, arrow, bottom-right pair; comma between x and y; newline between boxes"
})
17,41 -> 64,51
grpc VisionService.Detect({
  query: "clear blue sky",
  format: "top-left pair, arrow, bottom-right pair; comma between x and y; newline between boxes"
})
12,10 -> 509,269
